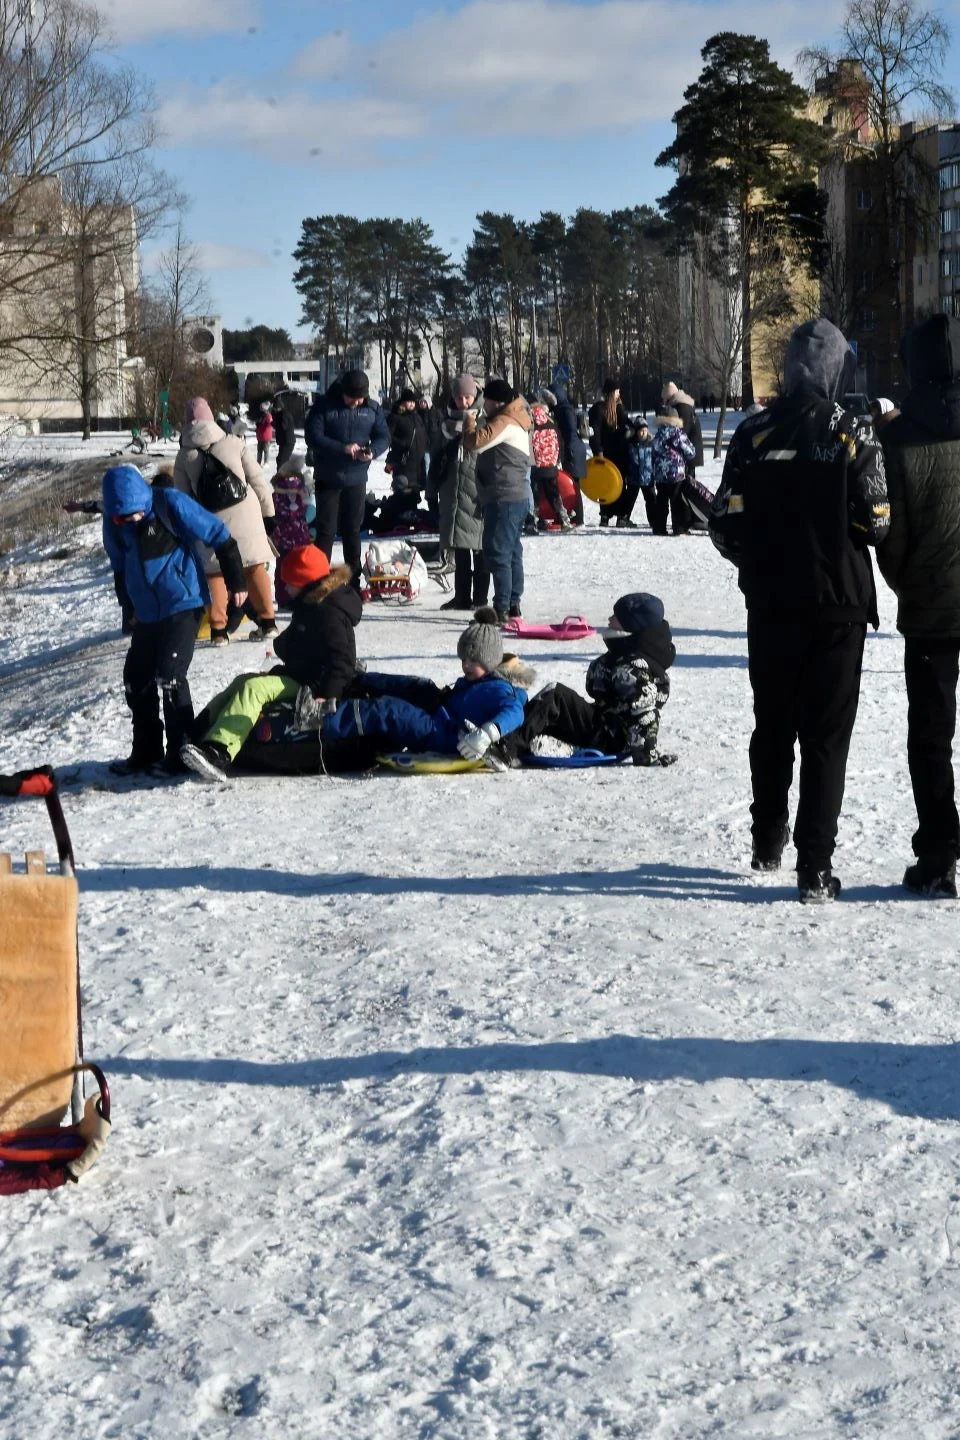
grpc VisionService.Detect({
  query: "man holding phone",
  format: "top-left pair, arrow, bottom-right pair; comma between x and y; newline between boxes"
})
305,369 -> 390,586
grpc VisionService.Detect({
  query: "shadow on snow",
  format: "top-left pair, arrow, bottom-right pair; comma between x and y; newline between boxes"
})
104,1034 -> 960,1122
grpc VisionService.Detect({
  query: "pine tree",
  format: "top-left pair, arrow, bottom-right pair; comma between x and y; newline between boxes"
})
656,32 -> 828,405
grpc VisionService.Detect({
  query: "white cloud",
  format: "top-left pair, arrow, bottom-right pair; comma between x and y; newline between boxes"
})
154,0 -> 850,166
98,0 -> 258,44
156,84 -> 424,166
361,0 -> 850,133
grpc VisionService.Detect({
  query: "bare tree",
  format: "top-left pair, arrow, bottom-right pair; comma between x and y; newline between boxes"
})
0,0 -> 176,432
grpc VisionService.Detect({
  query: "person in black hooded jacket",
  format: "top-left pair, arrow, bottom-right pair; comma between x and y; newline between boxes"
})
878,313 -> 960,896
496,592 -> 677,766
710,317 -> 890,902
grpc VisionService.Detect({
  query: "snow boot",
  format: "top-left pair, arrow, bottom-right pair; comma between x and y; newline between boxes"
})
180,741 -> 232,784
249,621 -> 279,642
903,856 -> 958,898
797,866 -> 841,904
751,824 -> 790,872
109,753 -> 165,778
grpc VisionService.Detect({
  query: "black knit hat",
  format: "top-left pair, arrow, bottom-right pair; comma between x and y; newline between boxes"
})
340,369 -> 369,399
398,387 -> 417,404
483,378 -> 515,406
602,376 -> 621,395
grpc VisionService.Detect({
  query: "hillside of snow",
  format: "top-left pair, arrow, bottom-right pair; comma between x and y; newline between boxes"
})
2,435 -> 960,1438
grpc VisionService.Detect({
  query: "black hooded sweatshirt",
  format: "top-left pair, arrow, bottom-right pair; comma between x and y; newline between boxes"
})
710,318 -> 890,627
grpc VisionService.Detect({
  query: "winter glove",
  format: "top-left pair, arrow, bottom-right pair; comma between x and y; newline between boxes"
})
262,514 -> 277,537
457,720 -> 500,761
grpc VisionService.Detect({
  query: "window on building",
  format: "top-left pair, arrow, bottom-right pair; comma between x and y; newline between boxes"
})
856,189 -> 873,209
918,262 -> 924,285
944,256 -> 953,277
857,308 -> 877,332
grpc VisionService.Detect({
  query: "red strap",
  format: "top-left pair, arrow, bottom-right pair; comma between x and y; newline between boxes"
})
18,772 -> 55,797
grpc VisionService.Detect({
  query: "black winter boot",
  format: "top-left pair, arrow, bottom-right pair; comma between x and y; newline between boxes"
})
797,866 -> 841,904
903,857 -> 958,898
751,824 -> 791,872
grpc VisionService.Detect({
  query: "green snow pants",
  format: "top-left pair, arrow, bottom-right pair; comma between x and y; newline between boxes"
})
201,672 -> 300,760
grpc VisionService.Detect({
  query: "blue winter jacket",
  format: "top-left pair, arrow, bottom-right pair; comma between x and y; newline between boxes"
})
430,673 -> 527,749
305,384 -> 391,490
628,438 -> 654,488
101,466 -> 236,624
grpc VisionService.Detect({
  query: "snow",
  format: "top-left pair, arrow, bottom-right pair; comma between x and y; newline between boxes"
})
3,432 -> 960,1438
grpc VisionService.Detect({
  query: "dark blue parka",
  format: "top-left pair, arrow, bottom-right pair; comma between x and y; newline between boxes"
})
552,382 -> 588,480
102,465 -> 243,624
305,383 -> 390,490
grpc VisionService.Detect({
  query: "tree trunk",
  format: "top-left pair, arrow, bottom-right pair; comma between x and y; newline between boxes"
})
740,204 -> 754,408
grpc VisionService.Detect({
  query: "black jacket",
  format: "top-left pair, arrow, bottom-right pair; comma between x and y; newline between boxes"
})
386,408 -> 427,489
588,399 -> 631,477
673,394 -> 704,468
879,317 -> 960,637
272,565 -> 362,695
273,408 -> 296,451
710,400 -> 891,627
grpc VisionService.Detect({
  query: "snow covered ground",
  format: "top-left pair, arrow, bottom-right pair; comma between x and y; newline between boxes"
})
3,438 -> 960,1438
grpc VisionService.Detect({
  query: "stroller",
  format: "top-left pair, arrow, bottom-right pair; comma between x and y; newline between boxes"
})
0,767 -> 111,1194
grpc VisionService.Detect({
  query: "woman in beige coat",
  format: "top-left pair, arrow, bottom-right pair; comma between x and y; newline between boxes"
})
173,397 -> 277,643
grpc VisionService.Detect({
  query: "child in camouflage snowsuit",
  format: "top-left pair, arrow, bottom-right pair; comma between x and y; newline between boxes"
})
497,592 -> 677,766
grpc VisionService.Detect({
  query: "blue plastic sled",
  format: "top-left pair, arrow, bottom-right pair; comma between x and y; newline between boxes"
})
522,748 -> 629,769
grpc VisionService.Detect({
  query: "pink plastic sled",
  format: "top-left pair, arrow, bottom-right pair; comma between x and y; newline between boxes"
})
501,615 -> 596,641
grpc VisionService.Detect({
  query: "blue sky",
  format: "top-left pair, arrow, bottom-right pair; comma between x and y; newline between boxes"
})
100,0 -> 960,338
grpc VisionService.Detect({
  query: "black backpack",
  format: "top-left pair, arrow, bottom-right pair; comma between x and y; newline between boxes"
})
195,446 -> 247,511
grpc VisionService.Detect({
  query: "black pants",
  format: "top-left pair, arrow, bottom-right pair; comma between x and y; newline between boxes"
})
505,682 -> 614,756
648,483 -> 689,535
123,609 -> 201,763
904,636 -> 960,863
313,484 -> 367,583
747,613 -> 866,869
531,467 -> 567,523
453,548 -> 489,607
275,436 -> 295,471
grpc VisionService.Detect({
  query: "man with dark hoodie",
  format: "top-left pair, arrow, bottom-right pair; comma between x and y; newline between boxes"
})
101,463 -> 246,775
877,314 -> 960,897
496,592 -> 677,767
711,317 -> 890,902
304,370 -> 390,585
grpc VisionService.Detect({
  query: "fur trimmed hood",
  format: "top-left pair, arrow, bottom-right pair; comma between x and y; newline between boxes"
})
496,653 -> 536,688
300,563 -> 353,605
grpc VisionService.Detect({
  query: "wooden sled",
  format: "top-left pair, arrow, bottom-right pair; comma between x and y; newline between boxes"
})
0,768 -> 111,1193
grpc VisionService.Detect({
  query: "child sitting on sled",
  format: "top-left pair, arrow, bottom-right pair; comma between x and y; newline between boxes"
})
496,592 -> 677,767
180,544 -> 361,781
301,606 -> 531,761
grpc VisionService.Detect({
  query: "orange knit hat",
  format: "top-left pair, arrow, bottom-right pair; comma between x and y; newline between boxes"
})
279,544 -> 330,590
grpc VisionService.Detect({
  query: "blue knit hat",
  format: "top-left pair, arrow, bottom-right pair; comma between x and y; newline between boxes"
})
613,592 -> 665,633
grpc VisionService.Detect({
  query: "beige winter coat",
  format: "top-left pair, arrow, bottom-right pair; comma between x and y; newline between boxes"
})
173,419 -> 275,573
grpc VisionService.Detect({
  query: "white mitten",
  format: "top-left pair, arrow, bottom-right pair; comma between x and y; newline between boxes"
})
457,720 -> 499,760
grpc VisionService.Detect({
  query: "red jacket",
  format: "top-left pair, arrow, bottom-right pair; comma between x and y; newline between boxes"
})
256,413 -> 274,443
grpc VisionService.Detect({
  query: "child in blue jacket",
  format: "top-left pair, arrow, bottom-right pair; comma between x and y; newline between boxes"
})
101,464 -> 246,774
315,607 -> 527,760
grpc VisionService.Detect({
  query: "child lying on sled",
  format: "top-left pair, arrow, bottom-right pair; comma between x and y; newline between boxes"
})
298,606 -> 532,761
496,592 -> 678,768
